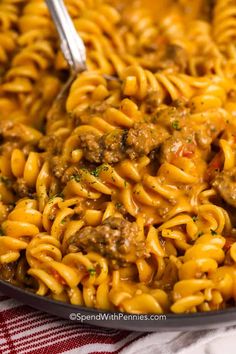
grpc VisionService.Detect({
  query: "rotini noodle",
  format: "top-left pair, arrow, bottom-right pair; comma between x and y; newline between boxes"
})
1,0 -> 236,316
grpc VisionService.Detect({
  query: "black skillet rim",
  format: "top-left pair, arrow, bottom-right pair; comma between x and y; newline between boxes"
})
1,279 -> 236,332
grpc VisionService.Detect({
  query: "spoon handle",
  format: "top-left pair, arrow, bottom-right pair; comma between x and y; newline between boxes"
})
45,0 -> 87,73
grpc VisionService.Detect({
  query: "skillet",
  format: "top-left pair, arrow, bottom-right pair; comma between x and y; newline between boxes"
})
1,279 -> 236,332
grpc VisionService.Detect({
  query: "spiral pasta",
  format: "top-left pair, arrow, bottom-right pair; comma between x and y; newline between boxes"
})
2,0 -> 236,316
212,0 -> 236,50
0,199 -> 42,263
0,0 -> 23,69
0,0 -> 60,126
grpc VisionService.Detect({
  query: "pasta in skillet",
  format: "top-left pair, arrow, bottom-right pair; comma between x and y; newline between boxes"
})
1,0 -> 236,315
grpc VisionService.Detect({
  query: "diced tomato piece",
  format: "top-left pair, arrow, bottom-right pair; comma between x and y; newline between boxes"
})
182,143 -> 195,158
224,237 -> 236,252
206,152 -> 223,181
51,269 -> 67,285
174,143 -> 196,158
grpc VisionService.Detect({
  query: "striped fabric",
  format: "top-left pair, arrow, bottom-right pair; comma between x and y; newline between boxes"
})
0,293 -> 145,354
1,292 -> 234,354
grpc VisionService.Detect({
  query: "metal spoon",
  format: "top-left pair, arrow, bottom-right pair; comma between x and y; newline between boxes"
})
45,0 -> 87,73
45,0 -> 86,119
45,0 -> 119,120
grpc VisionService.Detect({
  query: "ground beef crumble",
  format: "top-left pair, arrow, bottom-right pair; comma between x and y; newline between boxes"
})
79,123 -> 169,164
65,216 -> 146,267
212,167 -> 236,208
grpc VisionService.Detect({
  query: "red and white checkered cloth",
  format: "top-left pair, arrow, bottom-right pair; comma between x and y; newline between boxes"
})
0,292 -> 145,354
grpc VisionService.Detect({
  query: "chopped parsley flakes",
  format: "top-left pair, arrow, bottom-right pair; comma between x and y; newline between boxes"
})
88,268 -> 96,276
90,164 -> 109,178
90,168 -> 100,177
172,120 -> 181,131
115,202 -> 123,209
48,193 -> 64,203
70,174 -> 81,183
